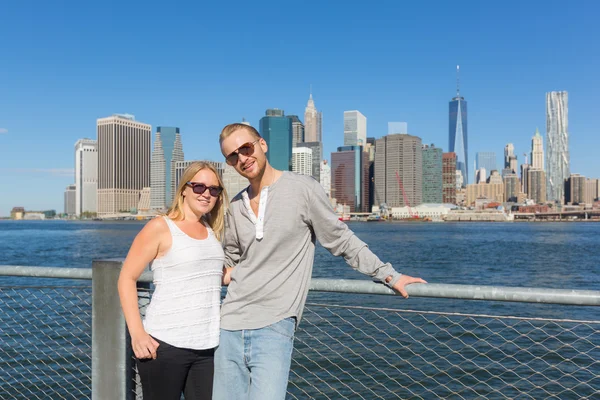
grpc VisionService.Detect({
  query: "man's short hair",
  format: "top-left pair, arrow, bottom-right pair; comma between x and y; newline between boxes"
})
220,123 -> 262,143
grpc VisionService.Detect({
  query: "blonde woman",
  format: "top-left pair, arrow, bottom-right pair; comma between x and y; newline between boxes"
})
118,162 -> 228,400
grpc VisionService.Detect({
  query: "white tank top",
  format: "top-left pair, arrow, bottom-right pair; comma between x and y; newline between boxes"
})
143,216 -> 224,350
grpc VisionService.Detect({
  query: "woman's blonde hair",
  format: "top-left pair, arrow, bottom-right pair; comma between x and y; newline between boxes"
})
166,162 -> 228,241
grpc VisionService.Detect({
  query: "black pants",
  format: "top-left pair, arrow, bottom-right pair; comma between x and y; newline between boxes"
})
136,337 -> 215,400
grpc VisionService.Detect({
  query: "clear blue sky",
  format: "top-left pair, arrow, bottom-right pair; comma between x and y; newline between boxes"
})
1,0 -> 599,216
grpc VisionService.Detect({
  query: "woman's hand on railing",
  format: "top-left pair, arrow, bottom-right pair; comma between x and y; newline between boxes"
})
131,332 -> 159,360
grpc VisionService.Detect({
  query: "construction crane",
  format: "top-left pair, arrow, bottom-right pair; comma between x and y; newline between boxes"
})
395,171 -> 418,218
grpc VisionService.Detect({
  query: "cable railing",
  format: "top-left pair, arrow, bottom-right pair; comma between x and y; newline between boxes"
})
1,262 -> 599,399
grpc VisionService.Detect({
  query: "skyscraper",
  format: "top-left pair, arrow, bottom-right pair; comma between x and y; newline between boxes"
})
221,164 -> 249,198
292,147 -> 313,176
476,168 -> 487,184
320,160 -> 331,198
288,115 -> 305,148
476,152 -> 496,180
531,128 -> 544,170
504,143 -> 518,173
150,127 -> 184,210
521,163 -> 530,195
74,138 -> 97,216
374,134 -> 422,208
585,178 -> 599,204
449,66 -> 468,186
344,111 -> 367,146
331,146 -> 370,212
97,114 -> 151,216
64,184 -> 76,216
365,138 -> 376,209
504,174 -> 520,202
296,141 -> 322,181
528,169 -> 546,204
365,137 -> 376,162
304,92 -> 322,142
259,109 -> 293,171
546,91 -> 569,203
565,174 -> 586,205
422,144 -> 443,203
442,152 -> 457,204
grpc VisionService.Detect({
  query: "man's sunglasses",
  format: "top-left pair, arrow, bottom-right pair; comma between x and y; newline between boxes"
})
186,182 -> 223,197
225,139 -> 260,166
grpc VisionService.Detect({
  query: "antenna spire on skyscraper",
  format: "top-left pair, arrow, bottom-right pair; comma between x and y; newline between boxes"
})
309,84 -> 313,99
456,65 -> 460,97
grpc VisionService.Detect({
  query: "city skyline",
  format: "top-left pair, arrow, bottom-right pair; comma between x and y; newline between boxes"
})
1,2 -> 600,216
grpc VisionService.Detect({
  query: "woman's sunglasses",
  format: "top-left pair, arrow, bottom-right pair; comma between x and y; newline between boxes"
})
186,182 -> 223,197
225,139 -> 260,166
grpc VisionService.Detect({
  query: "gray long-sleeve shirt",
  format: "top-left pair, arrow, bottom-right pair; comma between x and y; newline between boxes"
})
221,171 -> 401,330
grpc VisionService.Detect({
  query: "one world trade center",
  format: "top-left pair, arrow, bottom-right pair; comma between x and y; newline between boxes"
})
449,65 -> 468,186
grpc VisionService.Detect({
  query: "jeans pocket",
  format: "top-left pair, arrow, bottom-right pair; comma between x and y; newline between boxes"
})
264,317 -> 296,339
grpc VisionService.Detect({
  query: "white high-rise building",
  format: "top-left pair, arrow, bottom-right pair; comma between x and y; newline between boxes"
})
304,92 -> 322,142
74,139 -> 98,216
292,147 -> 313,176
476,168 -> 487,184
531,128 -> 544,170
546,91 -> 569,203
455,170 -> 464,190
344,110 -> 367,146
320,160 -> 331,197
97,114 -> 151,217
222,164 -> 249,199
150,127 -> 184,210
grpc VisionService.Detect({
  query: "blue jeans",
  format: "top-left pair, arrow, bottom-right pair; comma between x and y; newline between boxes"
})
212,318 -> 296,400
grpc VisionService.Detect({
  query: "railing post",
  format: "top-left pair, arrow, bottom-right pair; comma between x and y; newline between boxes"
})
92,259 -> 134,400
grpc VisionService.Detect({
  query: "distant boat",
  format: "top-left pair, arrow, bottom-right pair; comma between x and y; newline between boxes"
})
398,216 -> 431,222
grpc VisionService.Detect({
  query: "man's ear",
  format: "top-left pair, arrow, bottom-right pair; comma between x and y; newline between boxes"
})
260,138 -> 268,154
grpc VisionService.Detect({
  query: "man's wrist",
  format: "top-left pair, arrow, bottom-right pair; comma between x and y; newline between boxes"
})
383,271 -> 402,289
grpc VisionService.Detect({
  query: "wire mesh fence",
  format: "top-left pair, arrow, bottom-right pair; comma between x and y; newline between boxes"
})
289,302 -> 600,399
0,285 -> 92,400
1,281 -> 599,399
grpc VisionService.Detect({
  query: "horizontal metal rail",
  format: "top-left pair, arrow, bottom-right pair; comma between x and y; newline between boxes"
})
309,278 -> 600,306
0,265 -> 93,280
1,265 -> 600,306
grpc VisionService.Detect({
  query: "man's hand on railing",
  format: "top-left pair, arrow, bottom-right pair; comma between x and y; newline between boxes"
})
388,274 -> 427,298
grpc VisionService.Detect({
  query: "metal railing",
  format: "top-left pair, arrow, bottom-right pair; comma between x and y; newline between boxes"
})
1,262 -> 599,399
0,270 -> 92,400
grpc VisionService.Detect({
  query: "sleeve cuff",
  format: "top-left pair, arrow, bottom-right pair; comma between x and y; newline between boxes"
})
382,270 -> 402,289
